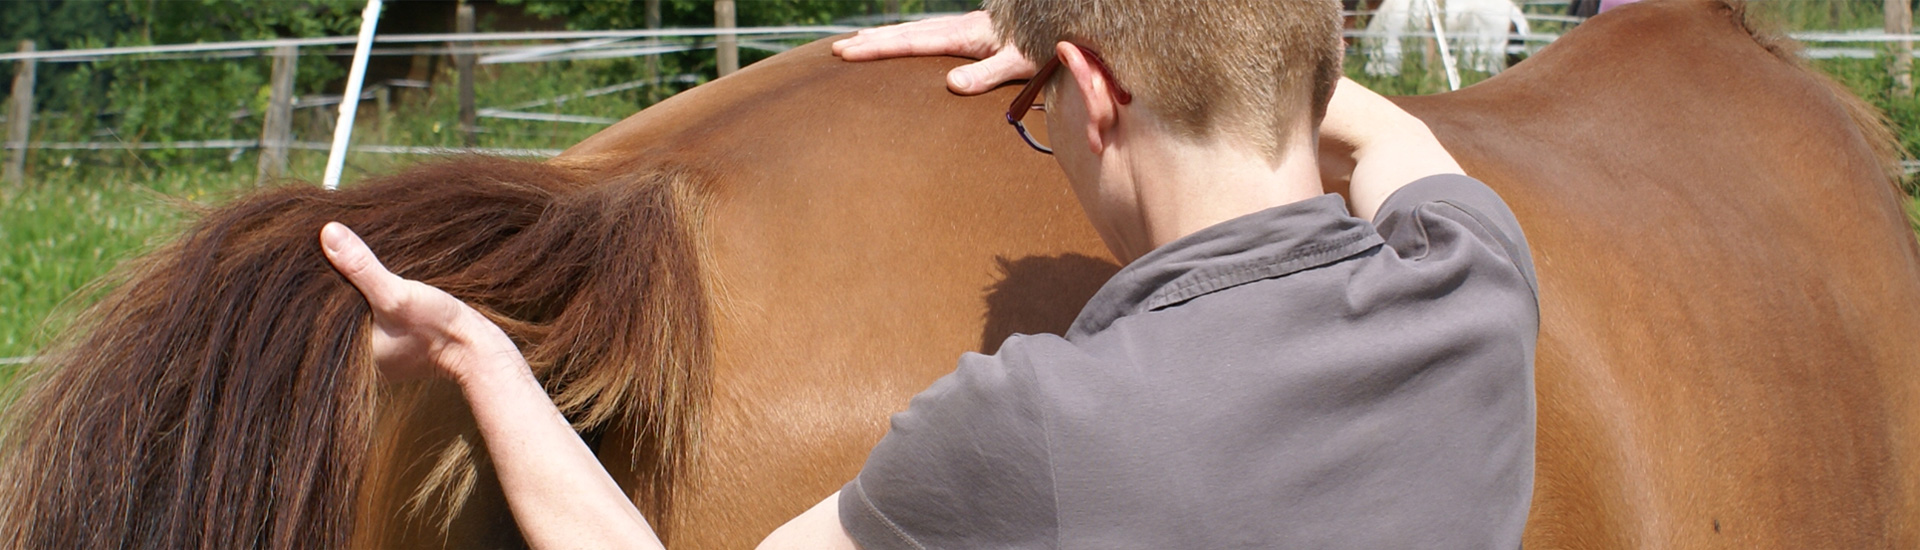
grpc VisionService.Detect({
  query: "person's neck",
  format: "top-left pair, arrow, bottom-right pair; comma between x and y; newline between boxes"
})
1116,131 -> 1325,258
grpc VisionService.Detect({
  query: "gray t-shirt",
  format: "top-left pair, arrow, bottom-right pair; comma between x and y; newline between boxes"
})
840,174 -> 1539,549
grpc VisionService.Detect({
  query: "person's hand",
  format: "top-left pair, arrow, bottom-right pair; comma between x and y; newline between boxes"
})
320,222 -> 523,384
830,10 -> 1037,95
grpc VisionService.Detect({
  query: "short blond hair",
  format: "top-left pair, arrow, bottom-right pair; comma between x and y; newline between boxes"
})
986,0 -> 1344,158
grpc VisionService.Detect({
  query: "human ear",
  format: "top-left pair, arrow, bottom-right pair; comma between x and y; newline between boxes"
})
1056,42 -> 1118,155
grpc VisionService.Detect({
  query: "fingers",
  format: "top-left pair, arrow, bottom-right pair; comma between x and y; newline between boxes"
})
947,45 -> 1037,95
828,11 -> 1036,96
320,222 -> 405,314
832,11 -> 998,61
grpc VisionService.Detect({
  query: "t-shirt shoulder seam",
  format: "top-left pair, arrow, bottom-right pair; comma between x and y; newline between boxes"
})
1424,198 -> 1539,298
849,479 -> 929,550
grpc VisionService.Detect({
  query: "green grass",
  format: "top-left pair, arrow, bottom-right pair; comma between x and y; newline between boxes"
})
0,55 -> 675,364
0,162 -> 255,364
1910,195 -> 1920,235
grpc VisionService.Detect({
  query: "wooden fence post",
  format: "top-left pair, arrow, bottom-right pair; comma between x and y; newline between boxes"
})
645,0 -> 661,101
5,41 -> 34,186
256,44 -> 298,185
716,0 -> 738,77
1889,0 -> 1913,96
457,3 -> 478,147
374,83 -> 389,136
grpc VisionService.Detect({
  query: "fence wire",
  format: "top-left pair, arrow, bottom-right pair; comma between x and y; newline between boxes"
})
2,12 -> 1917,164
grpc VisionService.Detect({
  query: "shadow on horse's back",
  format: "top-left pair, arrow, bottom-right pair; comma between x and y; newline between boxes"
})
1,1 -> 1915,548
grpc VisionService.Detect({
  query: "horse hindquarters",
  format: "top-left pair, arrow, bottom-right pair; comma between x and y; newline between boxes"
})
1405,1 -> 1920,546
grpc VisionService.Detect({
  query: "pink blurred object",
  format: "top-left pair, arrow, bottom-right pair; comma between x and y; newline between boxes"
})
1600,0 -> 1644,12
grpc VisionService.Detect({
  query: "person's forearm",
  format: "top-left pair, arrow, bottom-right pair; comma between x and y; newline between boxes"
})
1345,118 -> 1463,220
450,326 -> 665,550
1318,78 -> 1465,220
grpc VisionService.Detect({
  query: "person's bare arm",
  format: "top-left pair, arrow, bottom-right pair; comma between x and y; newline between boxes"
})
1316,78 -> 1466,220
320,222 -> 858,550
757,493 -> 861,550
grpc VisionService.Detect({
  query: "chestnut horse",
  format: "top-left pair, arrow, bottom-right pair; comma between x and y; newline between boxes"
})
2,1 -> 1915,548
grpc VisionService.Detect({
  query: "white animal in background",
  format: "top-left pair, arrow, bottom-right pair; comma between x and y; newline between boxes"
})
1364,0 -> 1530,77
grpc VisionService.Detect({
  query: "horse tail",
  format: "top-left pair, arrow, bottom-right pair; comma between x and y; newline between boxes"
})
1720,0 -> 1909,192
0,156 -> 712,548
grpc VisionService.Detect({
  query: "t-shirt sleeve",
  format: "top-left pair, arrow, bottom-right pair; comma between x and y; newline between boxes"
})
839,335 -> 1057,550
1374,174 -> 1538,295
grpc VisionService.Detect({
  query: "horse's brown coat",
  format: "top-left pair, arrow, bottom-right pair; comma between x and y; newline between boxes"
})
563,2 -> 1920,547
1426,3 -> 1920,546
2,1 -> 1915,549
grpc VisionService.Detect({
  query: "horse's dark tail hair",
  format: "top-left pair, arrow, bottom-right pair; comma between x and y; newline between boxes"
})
0,156 -> 711,549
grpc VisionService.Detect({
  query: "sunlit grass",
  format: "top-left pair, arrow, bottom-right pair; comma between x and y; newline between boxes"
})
0,160 -> 259,363
1909,195 -> 1920,235
0,58 -> 656,365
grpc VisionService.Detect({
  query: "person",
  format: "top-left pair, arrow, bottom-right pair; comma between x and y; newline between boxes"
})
318,1 -> 1539,548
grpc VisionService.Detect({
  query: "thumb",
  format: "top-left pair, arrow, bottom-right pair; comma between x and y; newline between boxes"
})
948,44 -> 1037,95
321,222 -> 403,312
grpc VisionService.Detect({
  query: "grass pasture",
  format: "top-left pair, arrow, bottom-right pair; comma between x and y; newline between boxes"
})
0,160 -> 263,378
5,5 -> 1920,369
0,55 -> 656,365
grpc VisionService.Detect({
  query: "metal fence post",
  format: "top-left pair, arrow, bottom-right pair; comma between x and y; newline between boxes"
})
257,44 -> 298,185
5,41 -> 34,186
716,0 -> 738,77
321,0 -> 383,190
